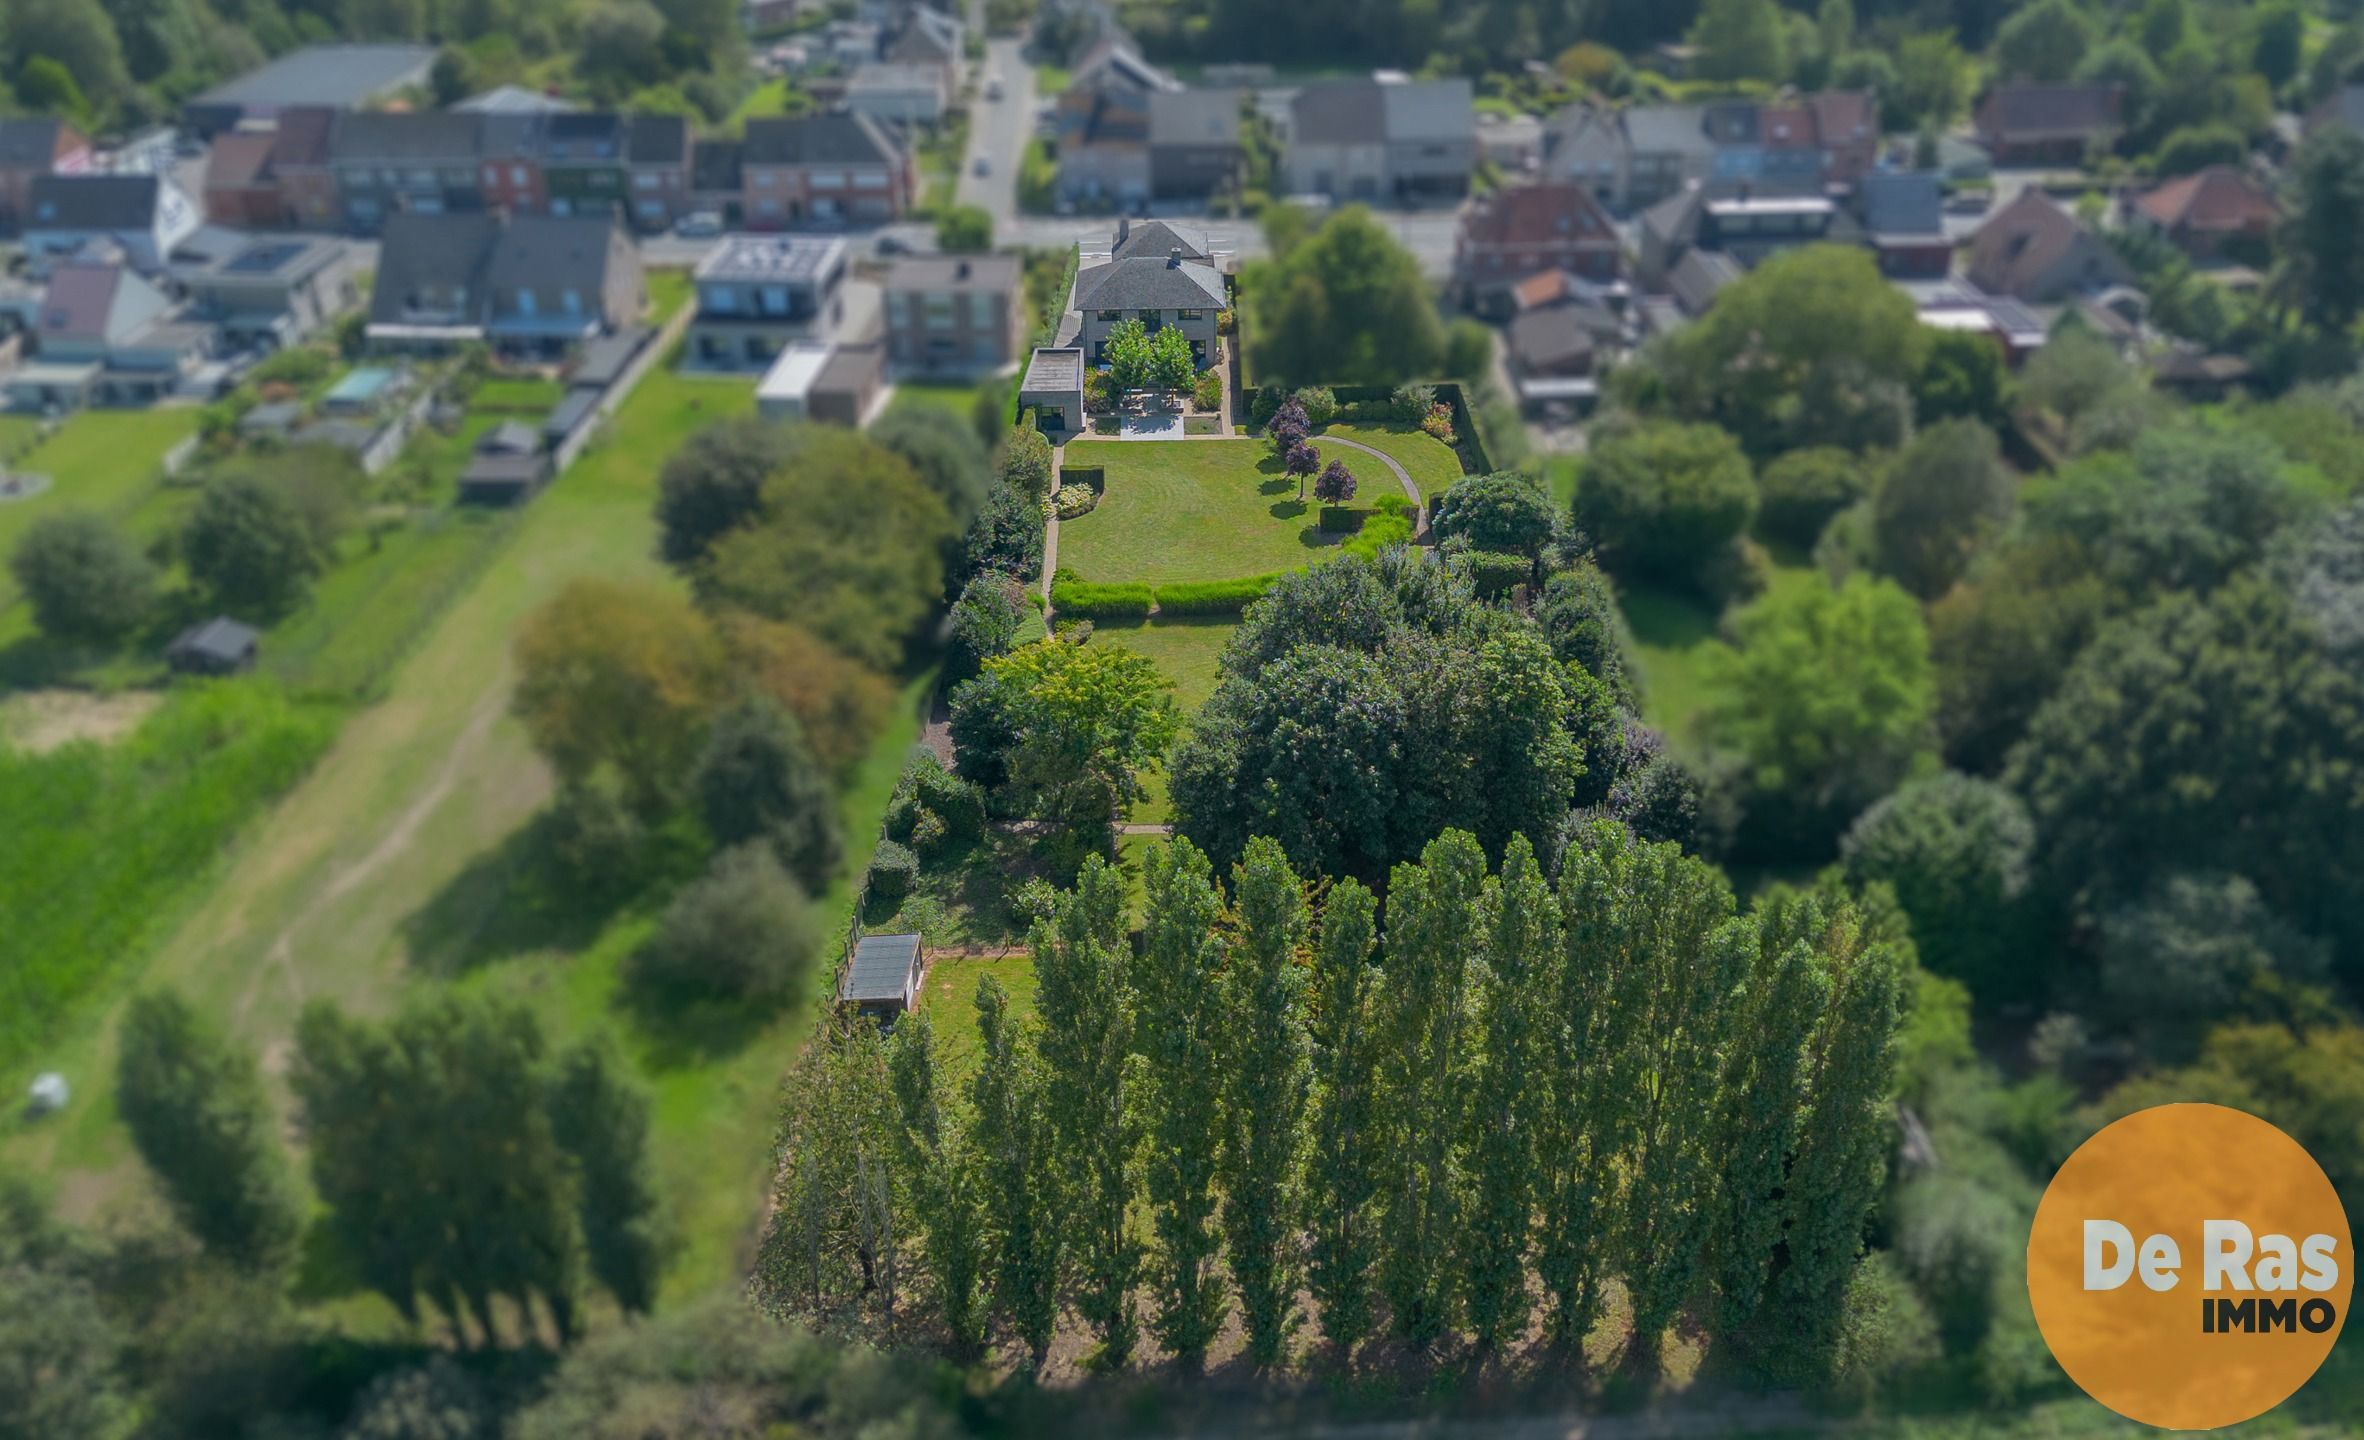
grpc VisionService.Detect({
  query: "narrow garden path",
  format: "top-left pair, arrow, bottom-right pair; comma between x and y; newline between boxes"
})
1041,445 -> 1062,617
1118,822 -> 1176,837
1317,433 -> 1425,521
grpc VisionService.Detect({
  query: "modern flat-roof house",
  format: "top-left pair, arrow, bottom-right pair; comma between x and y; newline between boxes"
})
0,118 -> 93,235
755,333 -> 886,427
883,254 -> 1024,375
1068,217 -> 1229,368
840,932 -> 924,1019
1974,83 -> 2123,167
183,44 -> 437,137
22,175 -> 201,276
740,113 -> 914,226
1283,74 -> 1475,202
1018,345 -> 1087,436
1453,182 -> 1622,314
174,235 -> 364,352
687,234 -> 849,368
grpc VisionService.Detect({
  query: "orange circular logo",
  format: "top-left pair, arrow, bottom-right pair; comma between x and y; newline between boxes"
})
2028,1104 -> 2350,1430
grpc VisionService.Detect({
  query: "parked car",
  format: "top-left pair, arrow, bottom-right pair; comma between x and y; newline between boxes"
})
986,77 -> 1005,101
972,156 -> 991,178
877,233 -> 909,255
676,211 -> 725,237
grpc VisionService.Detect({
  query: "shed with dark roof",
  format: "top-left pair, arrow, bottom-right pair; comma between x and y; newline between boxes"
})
167,617 -> 261,676
841,932 -> 925,1016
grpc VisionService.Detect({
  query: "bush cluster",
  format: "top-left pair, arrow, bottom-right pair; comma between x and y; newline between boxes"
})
1153,573 -> 1288,615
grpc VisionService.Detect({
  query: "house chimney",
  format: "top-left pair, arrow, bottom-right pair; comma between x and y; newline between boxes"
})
1168,246 -> 1181,267
1117,215 -> 1131,246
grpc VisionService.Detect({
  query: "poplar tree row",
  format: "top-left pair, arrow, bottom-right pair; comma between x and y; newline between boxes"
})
754,821 -> 1907,1374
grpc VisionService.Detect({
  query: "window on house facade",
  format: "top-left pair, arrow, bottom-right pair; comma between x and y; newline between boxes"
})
512,166 -> 528,186
924,295 -> 955,329
517,289 -> 538,317
562,289 -> 583,315
966,292 -> 995,328
1097,308 -> 1120,321
761,285 -> 790,316
1178,309 -> 1203,321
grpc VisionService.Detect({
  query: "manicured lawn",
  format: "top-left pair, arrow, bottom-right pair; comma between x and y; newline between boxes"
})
0,367 -> 818,1319
1095,617 -> 1237,714
0,410 -> 199,609
1322,421 -> 1465,500
1060,438 -> 1389,583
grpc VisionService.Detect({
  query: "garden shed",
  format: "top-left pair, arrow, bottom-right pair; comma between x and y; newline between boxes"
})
840,932 -> 924,1020
166,616 -> 260,676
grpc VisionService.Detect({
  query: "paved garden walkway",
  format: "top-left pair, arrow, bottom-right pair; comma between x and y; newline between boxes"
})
1316,433 -> 1425,519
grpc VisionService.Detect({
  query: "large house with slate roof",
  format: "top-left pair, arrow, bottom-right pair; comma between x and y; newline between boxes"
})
1063,218 -> 1227,369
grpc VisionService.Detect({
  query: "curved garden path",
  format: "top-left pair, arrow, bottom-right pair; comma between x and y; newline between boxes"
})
1314,432 -> 1425,518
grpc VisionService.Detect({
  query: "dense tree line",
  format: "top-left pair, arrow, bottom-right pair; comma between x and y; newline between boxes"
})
757,825 -> 1907,1377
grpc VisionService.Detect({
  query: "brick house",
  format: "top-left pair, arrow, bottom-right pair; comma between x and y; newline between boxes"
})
1453,182 -> 1623,314
624,115 -> 693,231
2129,165 -> 2278,261
883,253 -> 1024,374
740,113 -> 914,226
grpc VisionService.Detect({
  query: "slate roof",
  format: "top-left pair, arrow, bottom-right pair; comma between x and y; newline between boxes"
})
692,139 -> 745,191
191,44 -> 435,110
38,263 -> 166,344
1291,82 -> 1387,146
1669,247 -> 1740,315
483,215 -> 626,301
1112,218 -> 1212,262
0,117 -> 68,170
1149,87 -> 1244,147
1508,306 -> 1595,371
1072,254 -> 1226,310
477,419 -> 542,454
268,106 -> 337,168
842,933 -> 921,1003
1624,105 -> 1713,158
543,111 -> 626,159
627,114 -> 690,165
742,112 -> 904,167
330,110 -> 483,162
27,175 -> 164,230
1859,172 -> 1945,239
477,112 -> 544,159
369,212 -> 501,325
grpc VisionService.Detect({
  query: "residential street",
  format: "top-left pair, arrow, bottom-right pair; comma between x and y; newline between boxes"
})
957,36 -> 1034,222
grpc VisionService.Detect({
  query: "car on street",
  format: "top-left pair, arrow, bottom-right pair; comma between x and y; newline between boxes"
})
675,210 -> 724,237
986,76 -> 1005,101
972,156 -> 991,177
877,234 -> 909,255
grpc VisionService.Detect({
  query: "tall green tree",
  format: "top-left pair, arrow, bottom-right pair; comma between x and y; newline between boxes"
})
1219,837 -> 1315,1367
755,1019 -> 903,1332
1374,829 -> 1486,1347
1772,892 -> 1908,1355
888,1010 -> 987,1353
548,1038 -> 664,1316
1992,0 -> 2091,82
1133,840 -> 1229,1366
1535,822 -> 1643,1348
693,695 -> 839,891
969,975 -> 1062,1359
115,989 -> 303,1272
1871,419 -> 2016,601
1687,0 -> 1788,82
2280,126 -> 2364,333
1706,899 -> 1829,1340
292,993 -> 583,1346
1305,878 -> 1384,1354
182,472 -> 324,617
1030,857 -> 1141,1362
9,512 -> 156,648
1246,206 -> 1447,387
1608,836 -> 1748,1365
1459,835 -> 1557,1351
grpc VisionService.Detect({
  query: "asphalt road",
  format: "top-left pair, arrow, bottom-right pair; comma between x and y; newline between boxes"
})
957,37 -> 1034,221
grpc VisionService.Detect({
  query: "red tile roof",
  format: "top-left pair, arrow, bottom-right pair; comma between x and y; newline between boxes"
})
2135,165 -> 2278,234
1460,182 -> 1616,248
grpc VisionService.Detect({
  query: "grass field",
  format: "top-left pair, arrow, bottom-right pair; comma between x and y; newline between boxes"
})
1321,421 -> 1465,500
918,950 -> 1038,1094
1060,439 -> 1404,584
0,410 -> 199,609
0,366 -> 823,1316
886,378 -> 989,424
1623,559 -> 1827,755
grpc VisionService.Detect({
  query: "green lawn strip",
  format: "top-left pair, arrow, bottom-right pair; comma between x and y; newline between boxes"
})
1090,616 -> 1237,827
2,369 -> 762,1300
919,951 -> 1038,1096
886,379 -> 986,423
1320,421 -> 1466,499
0,410 -> 200,609
1542,455 -> 1581,510
1058,438 -> 1363,584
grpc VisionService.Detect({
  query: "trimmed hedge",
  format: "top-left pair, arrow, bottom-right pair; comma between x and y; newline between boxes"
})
1050,578 -> 1155,619
1464,548 -> 1532,597
1154,572 -> 1287,615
